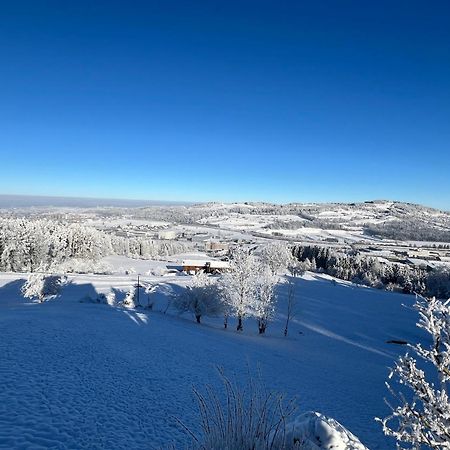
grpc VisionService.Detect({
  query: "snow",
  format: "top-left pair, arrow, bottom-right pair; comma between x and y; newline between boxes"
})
0,268 -> 423,449
181,259 -> 230,269
285,411 -> 368,449
101,255 -> 169,275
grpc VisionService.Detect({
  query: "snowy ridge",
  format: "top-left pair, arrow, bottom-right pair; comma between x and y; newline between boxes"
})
189,200 -> 450,243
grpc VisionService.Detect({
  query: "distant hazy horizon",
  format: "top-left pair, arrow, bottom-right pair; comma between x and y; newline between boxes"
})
1,193 -> 449,212
0,194 -> 192,209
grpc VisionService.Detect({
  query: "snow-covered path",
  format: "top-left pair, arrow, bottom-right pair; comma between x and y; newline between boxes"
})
0,273 -> 422,449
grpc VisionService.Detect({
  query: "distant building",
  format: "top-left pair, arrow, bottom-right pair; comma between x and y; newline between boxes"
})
406,250 -> 435,261
181,259 -> 230,274
204,239 -> 229,253
158,230 -> 177,240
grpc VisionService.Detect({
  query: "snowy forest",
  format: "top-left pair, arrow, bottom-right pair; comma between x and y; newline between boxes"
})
293,245 -> 450,299
1,215 -> 449,300
0,217 -> 190,273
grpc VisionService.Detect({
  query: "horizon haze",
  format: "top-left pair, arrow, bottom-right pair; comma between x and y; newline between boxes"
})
1,193 -> 449,213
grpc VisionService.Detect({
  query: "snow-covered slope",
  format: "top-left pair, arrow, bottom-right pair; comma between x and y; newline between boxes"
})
190,200 -> 450,243
0,270 -> 422,449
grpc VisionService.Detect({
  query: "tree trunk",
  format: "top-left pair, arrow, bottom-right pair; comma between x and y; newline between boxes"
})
258,320 -> 266,334
284,317 -> 290,337
196,314 -> 201,324
237,315 -> 243,331
224,315 -> 228,329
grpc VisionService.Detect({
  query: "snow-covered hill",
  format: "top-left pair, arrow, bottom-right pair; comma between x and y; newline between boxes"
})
190,200 -> 450,241
0,267 -> 423,449
3,199 -> 449,245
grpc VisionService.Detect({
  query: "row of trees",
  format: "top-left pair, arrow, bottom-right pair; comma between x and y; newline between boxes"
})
174,243 -> 301,335
0,218 -> 190,273
293,245 -> 450,299
365,219 -> 450,242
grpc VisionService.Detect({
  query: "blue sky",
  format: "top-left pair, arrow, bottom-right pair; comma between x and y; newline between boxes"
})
0,1 -> 449,209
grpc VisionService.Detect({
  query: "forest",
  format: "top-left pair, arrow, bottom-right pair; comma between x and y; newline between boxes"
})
0,218 -> 190,273
293,244 -> 450,299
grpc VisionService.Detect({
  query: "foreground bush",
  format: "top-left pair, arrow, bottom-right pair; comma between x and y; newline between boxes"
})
179,369 -> 367,450
22,273 -> 66,302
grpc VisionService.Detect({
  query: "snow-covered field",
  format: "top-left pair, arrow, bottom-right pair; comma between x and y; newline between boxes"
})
0,264 -> 424,449
193,200 -> 450,244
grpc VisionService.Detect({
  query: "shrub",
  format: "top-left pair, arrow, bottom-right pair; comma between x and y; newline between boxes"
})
180,368 -> 297,450
22,273 -> 66,302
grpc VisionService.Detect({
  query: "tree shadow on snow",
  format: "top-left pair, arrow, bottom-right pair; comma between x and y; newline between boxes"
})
0,278 -> 27,307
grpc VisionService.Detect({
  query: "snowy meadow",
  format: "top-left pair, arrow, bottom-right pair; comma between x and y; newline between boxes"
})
1,202 -> 450,449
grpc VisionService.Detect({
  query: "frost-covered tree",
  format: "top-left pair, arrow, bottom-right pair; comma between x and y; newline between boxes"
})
22,273 -> 65,302
174,271 -> 223,323
123,285 -> 137,308
252,266 -> 280,334
259,242 -> 293,275
378,295 -> 450,449
0,217 -> 191,274
221,246 -> 259,331
427,267 -> 450,300
292,244 -> 444,297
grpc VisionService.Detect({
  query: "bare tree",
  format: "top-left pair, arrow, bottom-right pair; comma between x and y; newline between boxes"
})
284,262 -> 304,337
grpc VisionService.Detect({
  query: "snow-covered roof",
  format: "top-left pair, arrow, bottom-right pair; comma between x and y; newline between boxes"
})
182,259 -> 229,268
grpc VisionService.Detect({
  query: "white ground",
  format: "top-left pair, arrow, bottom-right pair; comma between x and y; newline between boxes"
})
0,265 -> 424,449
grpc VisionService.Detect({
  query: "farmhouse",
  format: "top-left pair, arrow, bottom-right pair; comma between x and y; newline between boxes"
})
181,259 -> 230,273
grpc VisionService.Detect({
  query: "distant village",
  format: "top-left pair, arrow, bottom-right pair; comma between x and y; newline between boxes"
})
99,218 -> 450,274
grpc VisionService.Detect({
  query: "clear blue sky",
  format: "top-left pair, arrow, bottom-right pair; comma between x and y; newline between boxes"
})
0,1 -> 449,209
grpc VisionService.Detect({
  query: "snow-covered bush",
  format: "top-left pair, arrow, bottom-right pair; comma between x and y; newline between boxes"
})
378,295 -> 450,448
53,258 -> 113,275
174,271 -> 223,323
21,273 -> 66,302
123,286 -> 137,308
105,291 -> 116,306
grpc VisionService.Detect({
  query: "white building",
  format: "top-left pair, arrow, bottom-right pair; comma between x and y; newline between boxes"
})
158,230 -> 177,240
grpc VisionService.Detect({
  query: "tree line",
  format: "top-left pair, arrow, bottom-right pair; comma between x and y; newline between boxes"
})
0,217 -> 190,273
293,245 -> 450,299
